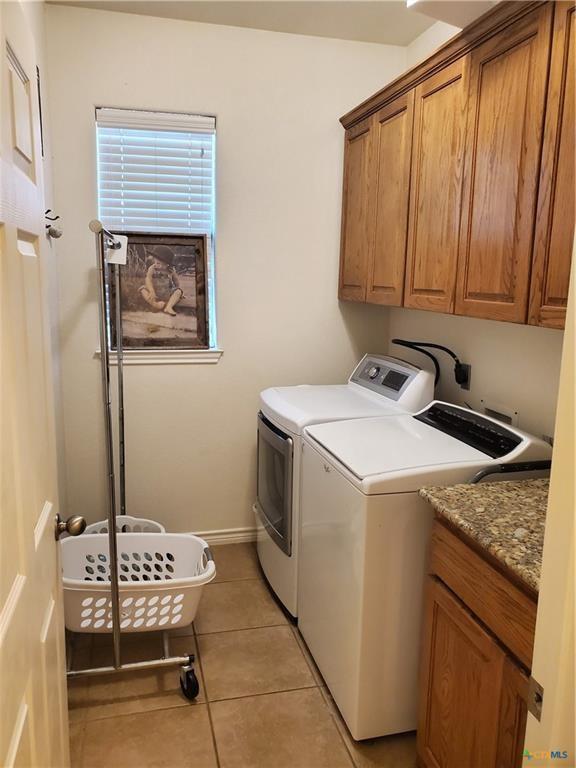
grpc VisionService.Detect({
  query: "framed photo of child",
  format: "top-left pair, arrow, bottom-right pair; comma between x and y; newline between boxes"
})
108,233 -> 208,349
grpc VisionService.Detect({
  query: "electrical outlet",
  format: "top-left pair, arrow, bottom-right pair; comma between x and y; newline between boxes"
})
458,364 -> 471,390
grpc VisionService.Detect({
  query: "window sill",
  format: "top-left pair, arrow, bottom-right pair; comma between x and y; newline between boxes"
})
94,349 -> 223,365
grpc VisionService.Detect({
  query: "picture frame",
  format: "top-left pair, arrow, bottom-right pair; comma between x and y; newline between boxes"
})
109,232 -> 208,350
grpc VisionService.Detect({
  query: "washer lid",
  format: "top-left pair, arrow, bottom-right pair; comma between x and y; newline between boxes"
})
304,414 -> 488,479
260,385 -> 404,435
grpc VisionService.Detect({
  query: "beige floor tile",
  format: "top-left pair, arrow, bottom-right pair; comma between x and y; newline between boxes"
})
194,579 -> 287,634
211,688 -> 353,768
320,687 -> 418,768
290,625 -> 325,686
91,629 -> 165,648
167,623 -> 195,638
69,722 -> 85,767
68,631 -> 93,651
80,705 -> 218,768
199,625 -> 315,701
74,634 -> 202,720
211,542 -> 261,583
68,678 -> 90,724
68,649 -> 92,724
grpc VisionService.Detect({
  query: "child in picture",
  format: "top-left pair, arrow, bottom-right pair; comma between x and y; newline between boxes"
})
138,245 -> 183,316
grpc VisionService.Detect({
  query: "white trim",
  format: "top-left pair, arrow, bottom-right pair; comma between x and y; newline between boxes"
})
193,526 -> 257,545
94,349 -> 223,365
34,500 -> 53,551
0,574 -> 26,644
4,699 -> 29,768
96,107 -> 215,133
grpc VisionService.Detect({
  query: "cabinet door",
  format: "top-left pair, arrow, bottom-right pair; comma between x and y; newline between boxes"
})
339,118 -> 373,301
417,577 -> 506,768
455,5 -> 553,322
404,59 -> 468,313
495,657 -> 529,768
529,1 -> 576,329
366,92 -> 414,306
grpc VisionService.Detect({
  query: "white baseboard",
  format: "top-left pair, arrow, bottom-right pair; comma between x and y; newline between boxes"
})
193,526 -> 257,545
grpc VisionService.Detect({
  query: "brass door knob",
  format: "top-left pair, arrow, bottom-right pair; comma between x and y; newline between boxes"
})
55,514 -> 87,540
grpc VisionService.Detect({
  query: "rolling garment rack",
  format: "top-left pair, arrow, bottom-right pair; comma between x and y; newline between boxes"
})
62,220 -> 213,699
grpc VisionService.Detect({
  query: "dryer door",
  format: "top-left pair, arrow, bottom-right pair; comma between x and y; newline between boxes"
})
257,413 -> 293,556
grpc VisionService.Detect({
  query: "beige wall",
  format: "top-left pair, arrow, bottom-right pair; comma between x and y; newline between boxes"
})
406,20 -> 461,67
386,308 -> 564,439
45,5 -> 405,533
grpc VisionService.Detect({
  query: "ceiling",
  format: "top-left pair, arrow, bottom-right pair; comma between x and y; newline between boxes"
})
47,0 -> 439,46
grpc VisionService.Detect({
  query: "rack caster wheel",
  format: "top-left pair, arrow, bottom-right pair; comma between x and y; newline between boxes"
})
180,657 -> 200,700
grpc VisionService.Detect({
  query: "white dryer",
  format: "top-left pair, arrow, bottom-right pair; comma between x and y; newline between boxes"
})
255,355 -> 434,617
298,401 -> 552,740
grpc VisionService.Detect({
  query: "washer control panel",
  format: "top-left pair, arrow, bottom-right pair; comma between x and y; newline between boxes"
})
349,355 -> 422,402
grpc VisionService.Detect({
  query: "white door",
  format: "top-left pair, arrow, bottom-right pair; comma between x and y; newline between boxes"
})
0,2 -> 70,767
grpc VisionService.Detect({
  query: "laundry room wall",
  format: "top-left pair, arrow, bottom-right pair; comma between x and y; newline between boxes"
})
386,308 -> 564,440
406,20 -> 461,67
45,5 -> 406,536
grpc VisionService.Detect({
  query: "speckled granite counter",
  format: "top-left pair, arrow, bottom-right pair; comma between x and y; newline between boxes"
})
420,479 -> 549,592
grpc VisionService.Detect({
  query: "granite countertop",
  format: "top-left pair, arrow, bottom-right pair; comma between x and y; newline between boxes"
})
420,478 -> 550,592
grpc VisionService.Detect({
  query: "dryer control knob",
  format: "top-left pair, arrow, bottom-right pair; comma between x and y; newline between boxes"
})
368,366 -> 380,380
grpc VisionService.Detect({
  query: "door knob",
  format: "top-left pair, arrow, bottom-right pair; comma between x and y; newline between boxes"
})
55,514 -> 87,540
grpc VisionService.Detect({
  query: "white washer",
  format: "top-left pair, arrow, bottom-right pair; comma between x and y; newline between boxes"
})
255,355 -> 434,617
298,401 -> 552,740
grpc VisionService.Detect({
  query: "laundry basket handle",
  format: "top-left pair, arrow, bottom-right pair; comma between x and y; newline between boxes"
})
203,546 -> 214,566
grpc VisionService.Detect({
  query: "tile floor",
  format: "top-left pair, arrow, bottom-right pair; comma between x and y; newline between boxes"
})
68,542 -> 417,768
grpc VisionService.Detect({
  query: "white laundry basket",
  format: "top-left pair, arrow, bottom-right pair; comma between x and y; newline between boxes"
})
61,533 -> 215,633
84,515 -> 166,534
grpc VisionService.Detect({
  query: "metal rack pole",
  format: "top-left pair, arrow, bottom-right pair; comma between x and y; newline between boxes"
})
95,229 -> 122,669
115,264 -> 126,517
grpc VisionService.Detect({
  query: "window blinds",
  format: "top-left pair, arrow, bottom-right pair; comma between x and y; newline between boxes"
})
96,108 -> 215,235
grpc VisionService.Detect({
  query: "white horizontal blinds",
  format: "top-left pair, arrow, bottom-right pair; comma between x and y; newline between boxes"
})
96,108 -> 215,234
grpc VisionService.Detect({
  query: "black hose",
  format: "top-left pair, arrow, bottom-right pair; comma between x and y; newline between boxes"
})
392,340 -> 461,364
392,339 -> 441,386
391,339 -> 470,389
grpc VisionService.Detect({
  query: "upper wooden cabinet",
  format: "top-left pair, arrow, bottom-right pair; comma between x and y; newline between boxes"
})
339,118 -> 373,301
366,93 -> 414,306
338,1 -> 574,329
404,59 -> 468,313
529,1 -> 576,328
339,95 -> 415,305
455,4 -> 553,323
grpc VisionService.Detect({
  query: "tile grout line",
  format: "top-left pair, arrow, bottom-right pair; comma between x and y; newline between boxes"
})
193,633 -> 222,768
289,626 -> 323,683
212,575 -> 263,584
195,621 -> 288,637
317,687 -> 362,768
205,683 -> 319,705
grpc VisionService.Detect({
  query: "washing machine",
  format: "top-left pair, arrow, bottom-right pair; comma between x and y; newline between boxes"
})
298,401 -> 552,740
255,355 -> 434,617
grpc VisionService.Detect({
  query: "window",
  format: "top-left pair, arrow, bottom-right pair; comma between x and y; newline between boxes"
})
96,108 -> 217,351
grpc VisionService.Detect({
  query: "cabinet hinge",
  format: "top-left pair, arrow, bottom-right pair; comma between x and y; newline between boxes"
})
527,676 -> 544,721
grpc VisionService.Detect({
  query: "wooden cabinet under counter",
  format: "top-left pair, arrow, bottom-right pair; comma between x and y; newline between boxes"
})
417,519 -> 537,768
